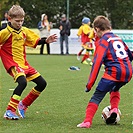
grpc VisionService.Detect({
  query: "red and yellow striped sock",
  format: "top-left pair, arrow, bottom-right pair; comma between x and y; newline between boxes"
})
22,88 -> 40,107
78,49 -> 84,56
81,53 -> 89,63
7,94 -> 21,112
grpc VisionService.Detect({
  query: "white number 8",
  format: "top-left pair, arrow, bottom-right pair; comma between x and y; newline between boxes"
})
113,41 -> 127,59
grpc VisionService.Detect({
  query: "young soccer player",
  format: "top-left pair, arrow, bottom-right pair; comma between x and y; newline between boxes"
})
77,16 -> 133,128
0,5 -> 57,120
77,17 -> 94,64
88,28 -> 100,66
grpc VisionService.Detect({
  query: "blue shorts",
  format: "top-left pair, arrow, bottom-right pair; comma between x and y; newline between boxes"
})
89,78 -> 126,105
96,78 -> 126,92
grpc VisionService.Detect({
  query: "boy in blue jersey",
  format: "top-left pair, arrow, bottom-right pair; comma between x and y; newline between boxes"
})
77,16 -> 133,128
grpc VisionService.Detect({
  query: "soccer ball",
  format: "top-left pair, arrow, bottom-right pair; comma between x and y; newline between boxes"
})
101,105 -> 121,124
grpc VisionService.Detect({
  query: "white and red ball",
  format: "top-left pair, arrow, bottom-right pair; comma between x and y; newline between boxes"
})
101,105 -> 121,124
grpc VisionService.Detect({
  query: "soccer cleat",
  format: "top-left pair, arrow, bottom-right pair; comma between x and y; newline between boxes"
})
77,122 -> 91,128
77,54 -> 80,60
4,110 -> 19,120
90,61 -> 93,66
106,108 -> 118,124
82,60 -> 88,65
18,101 -> 27,118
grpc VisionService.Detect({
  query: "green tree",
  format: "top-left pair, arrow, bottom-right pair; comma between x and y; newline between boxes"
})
0,0 -> 133,29
0,0 -> 9,19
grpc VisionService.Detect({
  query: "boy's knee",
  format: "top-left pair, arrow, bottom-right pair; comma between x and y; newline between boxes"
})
34,77 -> 47,92
41,79 -> 47,89
20,79 -> 27,88
17,76 -> 27,88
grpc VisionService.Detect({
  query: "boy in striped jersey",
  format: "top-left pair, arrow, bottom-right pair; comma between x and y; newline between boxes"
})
0,5 -> 57,120
77,16 -> 133,128
77,17 -> 93,64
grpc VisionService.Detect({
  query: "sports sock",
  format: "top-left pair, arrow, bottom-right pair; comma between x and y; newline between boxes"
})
78,48 -> 84,56
84,102 -> 98,124
81,53 -> 89,63
110,91 -> 120,109
22,88 -> 40,107
7,94 -> 21,112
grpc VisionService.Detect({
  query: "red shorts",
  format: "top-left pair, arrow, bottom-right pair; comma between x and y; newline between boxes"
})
9,65 -> 40,82
81,42 -> 94,50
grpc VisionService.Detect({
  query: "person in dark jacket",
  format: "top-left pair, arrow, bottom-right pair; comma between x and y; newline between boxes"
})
59,14 -> 71,55
0,11 -> 8,30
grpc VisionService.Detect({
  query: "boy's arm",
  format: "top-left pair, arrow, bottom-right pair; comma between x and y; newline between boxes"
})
37,38 -> 47,45
37,34 -> 57,45
124,42 -> 133,61
86,43 -> 107,91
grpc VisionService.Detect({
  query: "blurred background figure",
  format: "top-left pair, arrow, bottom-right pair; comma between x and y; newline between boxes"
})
38,14 -> 52,54
77,17 -> 93,64
59,14 -> 71,55
0,11 -> 8,30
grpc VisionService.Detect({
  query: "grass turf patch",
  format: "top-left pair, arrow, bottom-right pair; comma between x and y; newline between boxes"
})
0,55 -> 132,133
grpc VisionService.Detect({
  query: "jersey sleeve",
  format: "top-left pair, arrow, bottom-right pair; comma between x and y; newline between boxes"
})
82,24 -> 91,35
89,28 -> 95,39
86,40 -> 108,90
77,26 -> 83,36
23,27 -> 40,48
0,28 -> 11,46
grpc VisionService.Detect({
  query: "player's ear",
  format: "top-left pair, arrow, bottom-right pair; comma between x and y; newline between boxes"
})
8,16 -> 11,21
94,27 -> 98,32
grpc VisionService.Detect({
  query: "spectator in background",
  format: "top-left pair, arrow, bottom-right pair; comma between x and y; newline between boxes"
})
59,14 -> 71,55
0,11 -> 8,30
38,14 -> 52,54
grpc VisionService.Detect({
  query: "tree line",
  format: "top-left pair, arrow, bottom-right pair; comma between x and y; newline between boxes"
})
0,0 -> 133,29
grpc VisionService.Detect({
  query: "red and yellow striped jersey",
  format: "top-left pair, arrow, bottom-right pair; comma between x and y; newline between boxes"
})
77,24 -> 92,44
0,25 -> 40,72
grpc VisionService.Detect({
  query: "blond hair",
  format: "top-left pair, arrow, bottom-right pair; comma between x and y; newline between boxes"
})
8,5 -> 25,18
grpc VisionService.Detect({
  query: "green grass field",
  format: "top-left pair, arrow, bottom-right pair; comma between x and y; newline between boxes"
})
0,55 -> 132,133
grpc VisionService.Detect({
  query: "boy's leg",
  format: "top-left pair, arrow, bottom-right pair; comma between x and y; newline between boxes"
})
110,91 -> 120,109
77,78 -> 118,128
4,75 -> 27,120
77,89 -> 107,128
18,76 -> 47,118
106,91 -> 120,124
81,49 -> 91,64
77,48 -> 84,60
106,82 -> 126,124
77,45 -> 84,60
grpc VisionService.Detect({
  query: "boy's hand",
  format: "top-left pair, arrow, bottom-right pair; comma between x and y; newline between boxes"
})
46,34 -> 57,43
85,88 -> 90,92
85,84 -> 91,92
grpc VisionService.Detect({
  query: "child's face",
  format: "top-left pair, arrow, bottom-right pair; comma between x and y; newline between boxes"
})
94,28 -> 102,38
88,22 -> 91,25
9,16 -> 24,30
